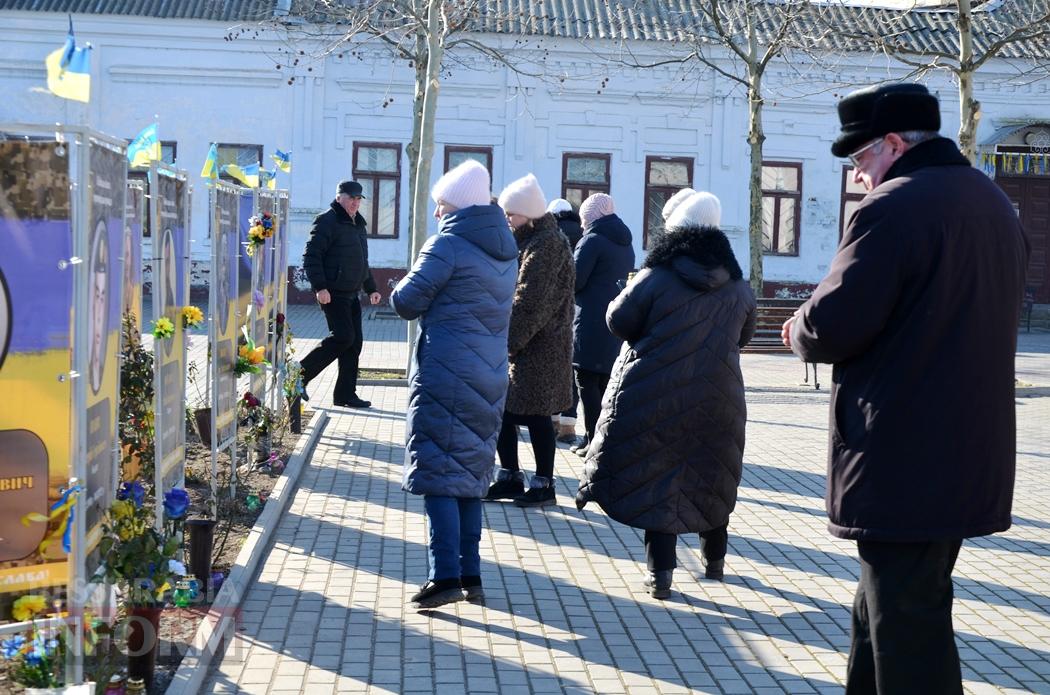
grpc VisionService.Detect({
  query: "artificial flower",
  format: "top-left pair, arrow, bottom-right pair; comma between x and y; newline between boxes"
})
169,559 -> 187,576
163,488 -> 190,519
12,595 -> 47,622
182,305 -> 204,328
1,635 -> 25,659
253,290 -> 265,310
117,480 -> 145,508
151,316 -> 175,340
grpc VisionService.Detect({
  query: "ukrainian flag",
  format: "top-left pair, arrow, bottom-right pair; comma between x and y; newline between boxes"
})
223,162 -> 259,188
260,166 -> 278,190
127,123 -> 161,168
271,149 -> 291,173
200,143 -> 218,180
45,18 -> 91,103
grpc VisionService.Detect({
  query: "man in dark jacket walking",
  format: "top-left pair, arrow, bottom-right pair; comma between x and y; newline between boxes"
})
300,180 -> 382,408
783,83 -> 1030,695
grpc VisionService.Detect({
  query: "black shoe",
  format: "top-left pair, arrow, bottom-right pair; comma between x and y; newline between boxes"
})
703,558 -> 725,581
300,381 -> 310,402
514,476 -> 556,508
409,578 -> 464,609
334,395 -> 371,408
643,570 -> 673,599
485,470 -> 526,501
461,575 -> 484,602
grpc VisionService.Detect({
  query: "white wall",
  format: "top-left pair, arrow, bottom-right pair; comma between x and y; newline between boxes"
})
2,11 -> 1048,292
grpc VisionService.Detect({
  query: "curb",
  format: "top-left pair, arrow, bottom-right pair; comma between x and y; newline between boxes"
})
357,378 -> 408,387
165,410 -> 330,695
1017,386 -> 1050,398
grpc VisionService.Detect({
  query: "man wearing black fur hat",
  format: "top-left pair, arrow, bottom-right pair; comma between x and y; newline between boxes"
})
783,83 -> 1029,694
300,180 -> 382,408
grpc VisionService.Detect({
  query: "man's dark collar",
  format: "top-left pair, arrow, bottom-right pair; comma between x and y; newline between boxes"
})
884,136 -> 970,183
330,200 -> 364,226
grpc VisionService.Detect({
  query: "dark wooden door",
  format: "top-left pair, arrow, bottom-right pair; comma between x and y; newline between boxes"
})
998,176 -> 1050,303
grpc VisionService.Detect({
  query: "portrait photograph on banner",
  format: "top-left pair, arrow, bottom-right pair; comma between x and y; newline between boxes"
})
213,182 -> 240,448
0,138 -> 75,598
82,137 -> 127,558
123,178 -> 145,333
153,169 -> 188,497
236,189 -> 254,333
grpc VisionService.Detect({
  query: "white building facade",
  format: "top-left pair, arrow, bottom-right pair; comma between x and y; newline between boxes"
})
2,2 -> 1048,303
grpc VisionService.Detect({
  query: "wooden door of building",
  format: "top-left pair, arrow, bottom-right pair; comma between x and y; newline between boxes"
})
997,175 -> 1050,303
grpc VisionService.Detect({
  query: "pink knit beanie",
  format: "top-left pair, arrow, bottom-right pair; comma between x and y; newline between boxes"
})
580,193 -> 615,228
431,160 -> 491,210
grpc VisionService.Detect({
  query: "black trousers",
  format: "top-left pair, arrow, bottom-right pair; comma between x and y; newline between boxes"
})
847,539 -> 963,695
497,412 -> 556,480
575,368 -> 609,444
644,524 -> 729,572
299,293 -> 363,403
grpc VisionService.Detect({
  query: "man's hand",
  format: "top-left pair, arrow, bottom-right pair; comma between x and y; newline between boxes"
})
781,315 -> 796,349
368,292 -> 382,306
316,289 -> 331,305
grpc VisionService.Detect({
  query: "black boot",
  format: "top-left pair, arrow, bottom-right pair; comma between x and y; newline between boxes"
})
703,558 -> 724,581
643,570 -> 673,599
461,575 -> 484,602
484,469 -> 526,501
514,475 -> 556,508
409,578 -> 463,609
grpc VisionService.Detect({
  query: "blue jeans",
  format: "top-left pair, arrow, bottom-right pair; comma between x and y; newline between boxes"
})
423,496 -> 482,581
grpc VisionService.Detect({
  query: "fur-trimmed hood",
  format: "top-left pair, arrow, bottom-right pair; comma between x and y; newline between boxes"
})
644,225 -> 742,291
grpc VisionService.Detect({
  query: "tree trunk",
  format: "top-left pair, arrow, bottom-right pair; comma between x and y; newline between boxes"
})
405,27 -> 427,258
956,0 -> 978,162
411,2 -> 442,263
746,21 -> 766,297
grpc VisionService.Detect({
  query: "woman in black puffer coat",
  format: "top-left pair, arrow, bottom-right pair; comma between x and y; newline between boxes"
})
575,193 -> 756,598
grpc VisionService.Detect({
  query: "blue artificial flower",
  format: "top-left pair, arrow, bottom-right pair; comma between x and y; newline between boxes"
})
118,480 -> 146,508
1,635 -> 25,659
138,578 -> 155,592
163,488 -> 190,519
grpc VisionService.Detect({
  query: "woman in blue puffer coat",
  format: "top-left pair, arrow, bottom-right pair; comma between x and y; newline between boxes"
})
390,160 -> 518,610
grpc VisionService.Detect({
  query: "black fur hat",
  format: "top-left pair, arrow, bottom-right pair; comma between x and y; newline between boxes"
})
831,83 -> 941,158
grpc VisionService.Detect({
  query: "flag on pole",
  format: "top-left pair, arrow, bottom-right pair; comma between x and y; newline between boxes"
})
222,162 -> 260,188
127,123 -> 161,168
200,143 -> 219,180
45,17 -> 92,103
259,166 -> 278,190
271,149 -> 291,173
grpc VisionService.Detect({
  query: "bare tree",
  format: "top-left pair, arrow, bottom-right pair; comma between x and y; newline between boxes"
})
821,0 -> 1050,161
608,0 -> 825,295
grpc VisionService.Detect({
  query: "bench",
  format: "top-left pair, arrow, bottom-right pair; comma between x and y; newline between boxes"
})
742,297 -> 820,389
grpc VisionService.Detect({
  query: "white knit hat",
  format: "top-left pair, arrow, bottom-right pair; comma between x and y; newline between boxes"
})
431,159 -> 491,210
666,191 -> 722,230
579,193 -> 615,228
547,198 -> 573,215
662,187 -> 696,222
498,174 -> 547,219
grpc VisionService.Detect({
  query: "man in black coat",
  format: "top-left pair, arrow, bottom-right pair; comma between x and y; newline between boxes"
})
300,180 -> 382,408
783,83 -> 1030,695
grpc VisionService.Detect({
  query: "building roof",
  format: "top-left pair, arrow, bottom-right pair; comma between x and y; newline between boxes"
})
3,0 -> 1048,60
0,0 -> 278,21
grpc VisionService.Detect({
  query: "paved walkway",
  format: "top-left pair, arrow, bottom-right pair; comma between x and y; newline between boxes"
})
198,313 -> 1050,695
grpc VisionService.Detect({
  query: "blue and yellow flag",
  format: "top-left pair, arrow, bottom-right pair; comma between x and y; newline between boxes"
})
45,17 -> 91,103
259,166 -> 278,190
200,143 -> 218,180
223,162 -> 260,188
127,123 -> 161,168
271,149 -> 291,173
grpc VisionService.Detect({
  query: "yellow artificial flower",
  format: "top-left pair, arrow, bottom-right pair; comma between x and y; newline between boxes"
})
182,305 -> 204,327
110,499 -> 134,520
249,225 -> 264,241
239,345 -> 250,359
152,316 -> 175,339
12,594 -> 48,621
250,346 -> 265,364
